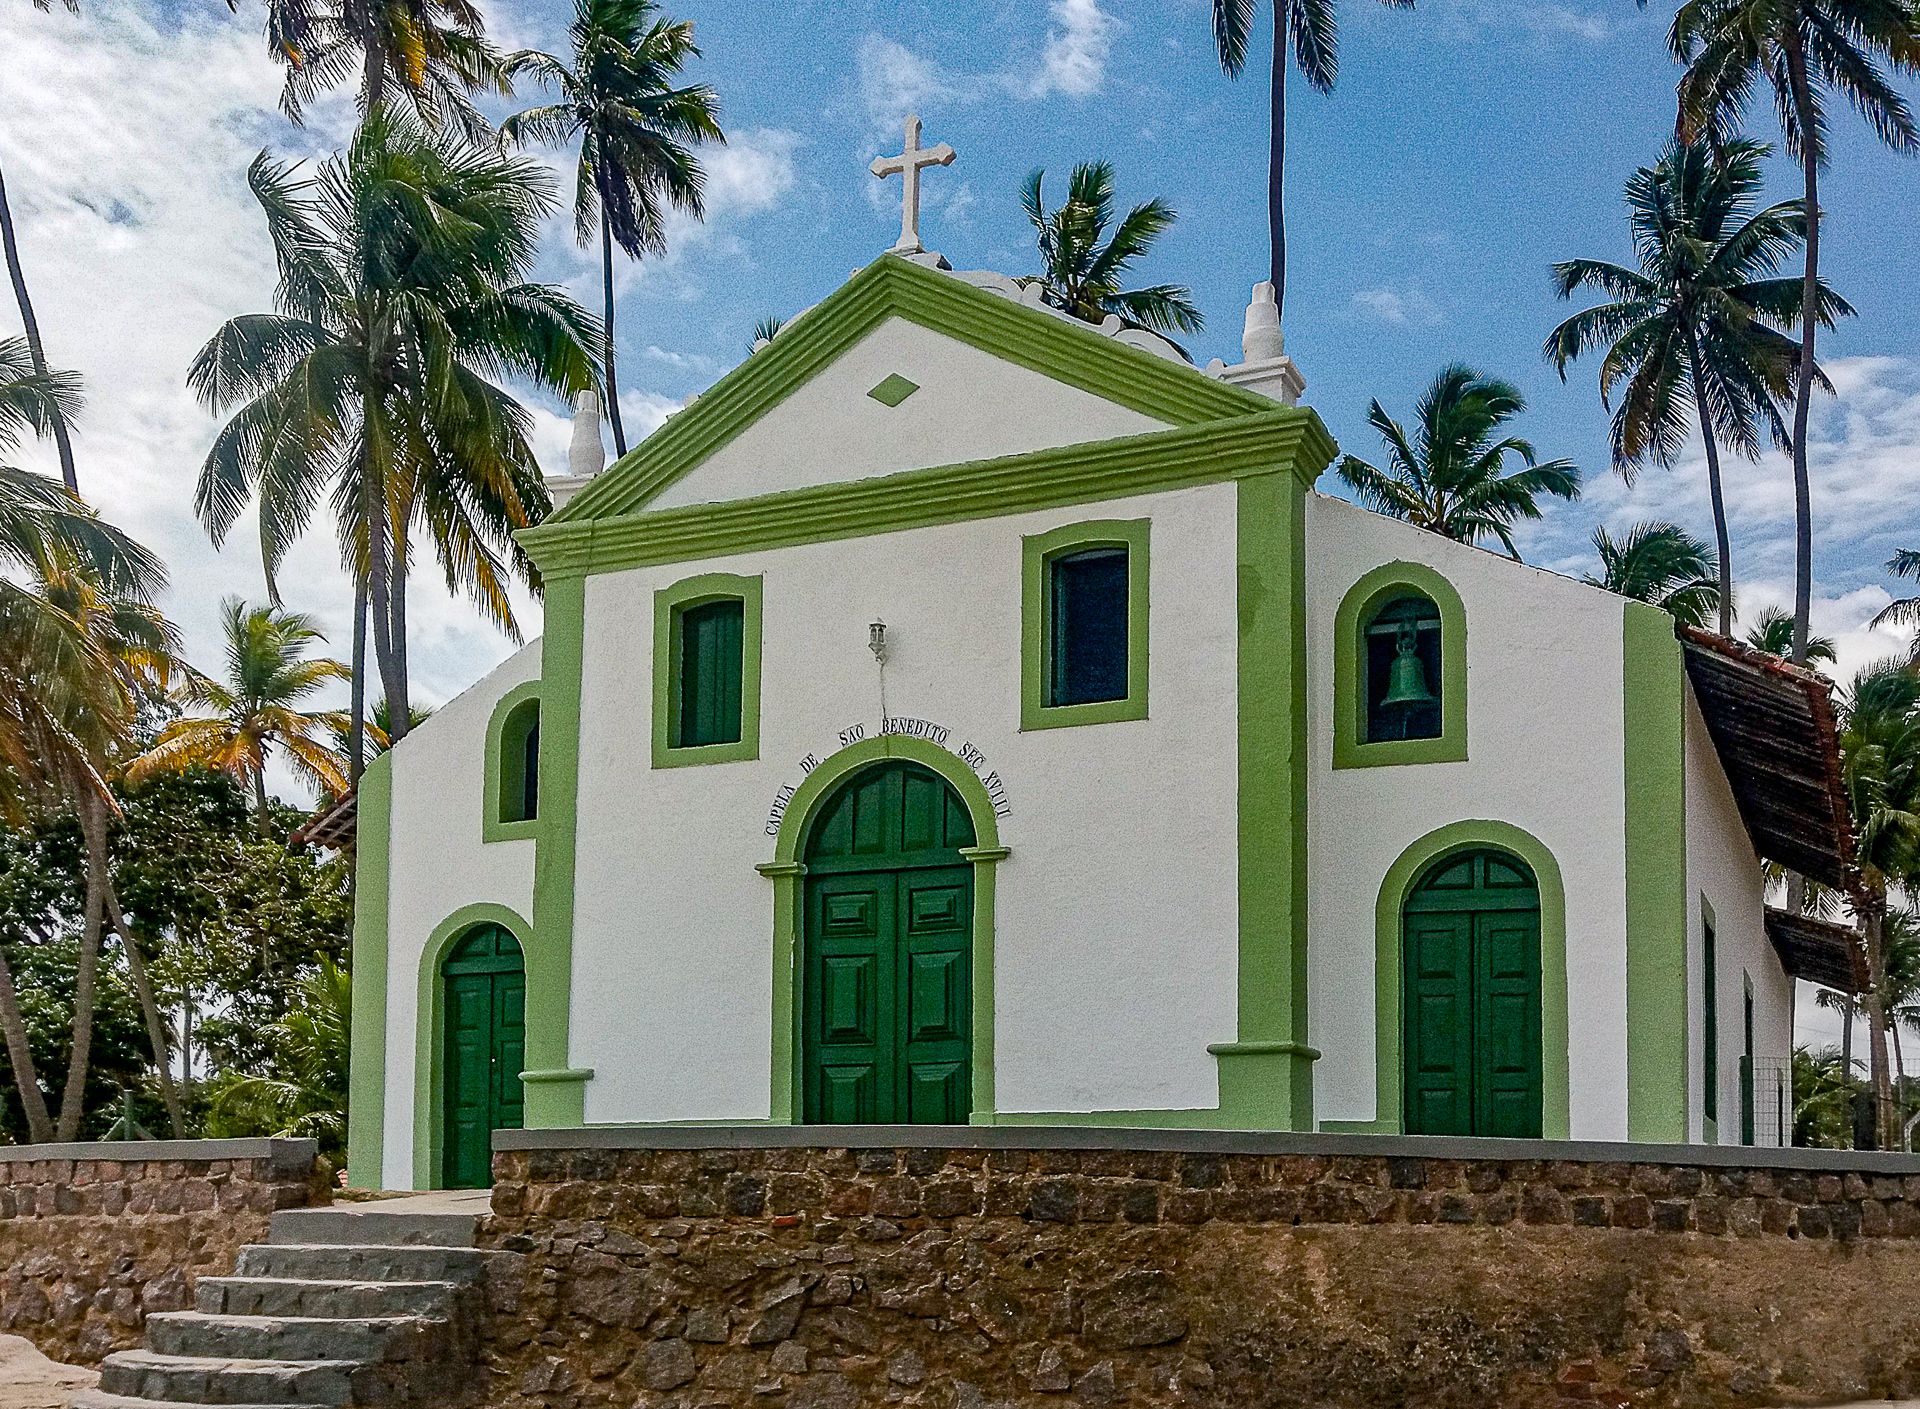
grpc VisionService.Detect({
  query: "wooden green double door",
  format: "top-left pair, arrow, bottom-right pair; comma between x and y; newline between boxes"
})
1403,849 -> 1543,1139
442,924 -> 525,1189
803,762 -> 975,1125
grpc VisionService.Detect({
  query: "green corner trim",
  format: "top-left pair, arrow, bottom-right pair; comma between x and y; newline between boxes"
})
413,902 -> 534,1189
1332,561 -> 1469,769
482,681 -> 544,843
550,255 -> 1282,524
520,1067 -> 596,1085
867,373 -> 919,407
1227,474 -> 1316,1130
764,735 -> 1005,1125
1624,601 -> 1689,1142
1341,819 -> 1570,1139
651,573 -> 765,769
346,753 -> 392,1190
1020,519 -> 1150,731
526,574 -> 587,1130
517,407 -> 1336,582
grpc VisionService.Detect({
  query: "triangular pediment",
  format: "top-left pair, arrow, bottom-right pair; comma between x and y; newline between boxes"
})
552,255 -> 1275,522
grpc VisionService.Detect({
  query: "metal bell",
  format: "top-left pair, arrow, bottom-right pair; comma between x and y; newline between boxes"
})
1380,628 -> 1435,707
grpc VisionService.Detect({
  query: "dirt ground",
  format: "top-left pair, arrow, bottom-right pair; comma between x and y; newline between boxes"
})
0,1335 -> 94,1409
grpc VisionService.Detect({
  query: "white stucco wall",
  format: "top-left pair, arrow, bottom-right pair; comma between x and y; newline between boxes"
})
645,316 -> 1171,512
379,640 -> 541,1189
566,482 -> 1241,1123
1304,494 -> 1634,1139
1683,687 -> 1793,1144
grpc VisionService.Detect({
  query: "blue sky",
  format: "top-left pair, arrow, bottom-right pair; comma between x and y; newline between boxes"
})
2,0 -> 1915,1049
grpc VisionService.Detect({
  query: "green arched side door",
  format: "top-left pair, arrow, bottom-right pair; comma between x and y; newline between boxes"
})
442,924 -> 525,1188
1403,849 -> 1542,1138
803,762 -> 976,1125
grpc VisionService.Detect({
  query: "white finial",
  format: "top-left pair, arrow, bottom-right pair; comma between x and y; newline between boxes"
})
870,114 -> 956,255
1242,281 -> 1285,363
568,389 -> 605,479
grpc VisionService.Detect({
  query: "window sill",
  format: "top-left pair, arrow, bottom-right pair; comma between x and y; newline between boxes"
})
1021,696 -> 1148,731
1332,735 -> 1467,769
653,739 -> 759,769
481,817 -> 541,844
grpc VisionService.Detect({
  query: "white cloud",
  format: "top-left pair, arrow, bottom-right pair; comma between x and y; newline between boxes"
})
1031,0 -> 1118,99
1350,287 -> 1443,326
857,35 -> 965,137
1411,0 -> 1614,43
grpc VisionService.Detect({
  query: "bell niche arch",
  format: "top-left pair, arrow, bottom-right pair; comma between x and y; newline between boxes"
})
1365,593 -> 1443,743
1332,561 -> 1469,769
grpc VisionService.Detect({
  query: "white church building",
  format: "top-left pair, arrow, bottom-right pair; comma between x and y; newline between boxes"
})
343,128 -> 1859,1192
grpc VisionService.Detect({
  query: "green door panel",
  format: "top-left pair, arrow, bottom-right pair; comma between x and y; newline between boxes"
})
802,763 -> 973,1125
441,924 -> 526,1189
1403,851 -> 1542,1138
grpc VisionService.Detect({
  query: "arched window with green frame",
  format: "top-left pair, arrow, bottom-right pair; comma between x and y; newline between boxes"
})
483,682 -> 543,843
1333,562 -> 1468,769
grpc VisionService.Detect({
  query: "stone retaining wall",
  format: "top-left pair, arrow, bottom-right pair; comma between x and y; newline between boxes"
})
0,1137 -> 323,1366
479,1129 -> 1920,1409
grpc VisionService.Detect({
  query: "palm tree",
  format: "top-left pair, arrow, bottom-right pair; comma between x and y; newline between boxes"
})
1837,662 -> 1920,1149
1746,603 -> 1838,664
1668,0 -> 1920,664
1583,521 -> 1722,627
211,956 -> 351,1167
249,0 -> 507,137
1210,0 -> 1413,320
1,0 -> 80,494
1336,364 -> 1580,558
1545,139 -> 1850,638
503,0 -> 723,458
1871,549 -> 1920,665
189,112 -> 597,746
1019,162 -> 1203,342
128,600 -> 352,834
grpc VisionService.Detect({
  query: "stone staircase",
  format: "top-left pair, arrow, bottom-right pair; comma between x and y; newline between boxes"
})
71,1198 -> 488,1409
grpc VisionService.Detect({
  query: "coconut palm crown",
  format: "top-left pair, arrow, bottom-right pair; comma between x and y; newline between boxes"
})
1336,365 -> 1580,558
188,110 -> 598,744
128,599 -> 354,832
1021,162 -> 1202,343
1872,549 -> 1920,666
1584,521 -> 1723,629
503,0 -> 723,457
1545,138 -> 1851,637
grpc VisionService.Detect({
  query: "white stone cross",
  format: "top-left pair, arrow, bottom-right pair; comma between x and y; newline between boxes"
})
870,114 -> 956,255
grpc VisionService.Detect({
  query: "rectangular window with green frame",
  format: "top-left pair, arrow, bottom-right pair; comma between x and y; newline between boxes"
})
1021,519 -> 1149,730
652,572 -> 764,768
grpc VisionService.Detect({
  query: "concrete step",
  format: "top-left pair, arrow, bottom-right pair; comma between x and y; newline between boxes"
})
232,1245 -> 486,1286
70,1391 -> 309,1409
269,1208 -> 476,1250
97,1349 -> 459,1407
145,1312 -> 454,1364
196,1277 -> 468,1321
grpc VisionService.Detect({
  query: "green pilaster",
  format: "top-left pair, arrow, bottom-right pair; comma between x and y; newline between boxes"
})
1208,471 -> 1317,1128
523,572 -> 591,1126
346,753 -> 392,1189
1623,601 -> 1689,1142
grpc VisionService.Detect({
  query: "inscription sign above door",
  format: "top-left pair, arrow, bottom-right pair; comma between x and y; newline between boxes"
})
764,718 -> 1013,835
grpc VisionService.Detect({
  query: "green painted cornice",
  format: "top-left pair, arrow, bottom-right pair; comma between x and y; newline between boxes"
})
521,406 -> 1336,580
552,254 -> 1283,524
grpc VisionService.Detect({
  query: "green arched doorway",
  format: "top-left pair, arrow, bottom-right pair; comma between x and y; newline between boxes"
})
441,924 -> 525,1188
1402,849 -> 1542,1138
802,761 -> 976,1124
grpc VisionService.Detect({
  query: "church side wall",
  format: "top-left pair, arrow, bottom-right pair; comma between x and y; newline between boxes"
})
1683,686 -> 1791,1145
380,641 -> 542,1190
1303,495 -> 1632,1139
567,482 -> 1242,1125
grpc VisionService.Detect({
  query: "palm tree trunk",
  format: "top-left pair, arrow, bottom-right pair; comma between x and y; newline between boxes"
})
0,943 -> 55,1144
364,441 -> 410,745
1684,330 -> 1736,637
55,790 -> 109,1142
1267,3 -> 1288,314
1866,903 -> 1897,1150
1784,33 -> 1820,666
601,202 -> 628,458
0,161 -> 78,494
105,885 -> 185,1139
252,765 -> 272,836
349,574 -> 367,784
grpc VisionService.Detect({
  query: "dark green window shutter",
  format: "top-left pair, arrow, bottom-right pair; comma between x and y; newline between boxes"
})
679,599 -> 744,747
521,718 -> 539,820
499,700 -> 539,824
1364,594 -> 1443,743
1703,920 -> 1718,1122
1048,547 -> 1128,706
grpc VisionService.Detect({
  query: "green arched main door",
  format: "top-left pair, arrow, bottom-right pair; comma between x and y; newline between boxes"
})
442,924 -> 525,1188
802,762 -> 975,1124
1403,849 -> 1543,1138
